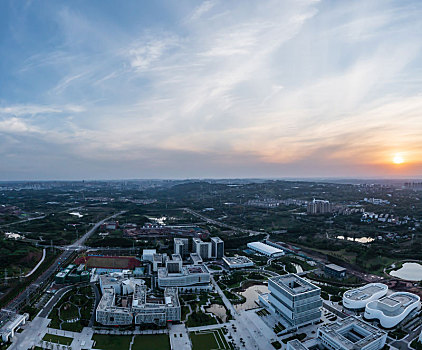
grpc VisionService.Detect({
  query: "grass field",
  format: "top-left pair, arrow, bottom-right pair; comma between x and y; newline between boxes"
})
133,334 -> 170,350
42,333 -> 73,345
190,328 -> 233,350
92,334 -> 132,350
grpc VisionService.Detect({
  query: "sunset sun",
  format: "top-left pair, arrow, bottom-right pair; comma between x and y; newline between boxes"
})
393,154 -> 404,164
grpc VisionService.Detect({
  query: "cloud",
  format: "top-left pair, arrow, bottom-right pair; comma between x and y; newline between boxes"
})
1,0 -> 422,179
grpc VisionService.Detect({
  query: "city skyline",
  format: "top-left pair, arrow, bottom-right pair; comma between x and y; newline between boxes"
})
1,0 -> 422,180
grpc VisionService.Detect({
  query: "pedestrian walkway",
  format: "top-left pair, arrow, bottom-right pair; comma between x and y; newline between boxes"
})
169,324 -> 191,350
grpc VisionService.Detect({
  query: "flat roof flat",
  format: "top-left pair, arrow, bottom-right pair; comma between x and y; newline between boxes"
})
325,264 -> 346,272
269,274 -> 319,295
319,316 -> 386,350
344,283 -> 388,301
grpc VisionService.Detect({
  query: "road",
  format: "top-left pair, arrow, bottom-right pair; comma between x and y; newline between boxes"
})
182,208 -> 263,236
5,211 -> 124,312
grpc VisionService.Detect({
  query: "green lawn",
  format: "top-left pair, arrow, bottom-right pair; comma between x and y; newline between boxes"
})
190,329 -> 232,350
42,333 -> 73,345
92,334 -> 132,350
133,334 -> 170,350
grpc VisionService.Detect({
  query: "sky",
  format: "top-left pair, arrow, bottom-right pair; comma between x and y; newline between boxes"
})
1,0 -> 422,180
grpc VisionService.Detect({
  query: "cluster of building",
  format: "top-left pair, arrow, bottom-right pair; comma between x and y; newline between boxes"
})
363,198 -> 390,205
55,264 -> 90,284
307,199 -> 333,215
343,283 -> 421,328
257,274 -> 421,350
96,273 -> 180,326
246,198 -> 308,208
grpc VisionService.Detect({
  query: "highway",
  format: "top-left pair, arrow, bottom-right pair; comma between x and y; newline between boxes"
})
5,211 -> 125,312
182,208 -> 263,236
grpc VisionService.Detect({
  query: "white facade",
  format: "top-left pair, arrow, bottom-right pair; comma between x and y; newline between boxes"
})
142,249 -> 156,262
263,274 -> 321,328
223,256 -> 254,269
96,276 -> 180,326
318,316 -> 387,350
193,238 -> 212,260
157,264 -> 211,291
211,237 -> 224,259
174,238 -> 189,257
0,312 -> 29,342
364,292 -> 421,328
343,283 -> 388,310
247,241 -> 284,257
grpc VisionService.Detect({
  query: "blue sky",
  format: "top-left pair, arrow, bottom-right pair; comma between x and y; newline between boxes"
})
1,0 -> 422,180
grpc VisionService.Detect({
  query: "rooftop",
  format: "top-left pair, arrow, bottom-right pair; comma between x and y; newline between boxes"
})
319,316 -> 386,350
344,283 -> 388,301
247,241 -> 284,255
158,264 -> 209,278
287,339 -> 309,350
325,264 -> 346,272
223,256 -> 253,265
269,274 -> 319,295
211,237 -> 223,243
367,292 -> 420,317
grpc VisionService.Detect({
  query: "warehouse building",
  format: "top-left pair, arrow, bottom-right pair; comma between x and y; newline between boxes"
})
325,264 -> 347,279
247,241 -> 284,257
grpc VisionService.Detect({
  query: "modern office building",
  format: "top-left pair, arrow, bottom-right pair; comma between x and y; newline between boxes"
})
96,280 -> 180,326
260,274 -> 321,328
223,256 -> 254,269
157,264 -> 211,292
174,238 -> 189,257
210,237 -> 224,259
307,199 -> 332,215
343,283 -> 388,310
152,253 -> 167,272
247,241 -> 284,257
0,311 -> 29,342
325,264 -> 347,279
142,249 -> 157,262
166,254 -> 183,273
190,253 -> 203,265
318,316 -> 387,350
364,292 -> 421,328
193,238 -> 212,260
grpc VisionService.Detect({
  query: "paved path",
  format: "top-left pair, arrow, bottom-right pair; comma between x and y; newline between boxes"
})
8,316 -> 50,350
169,324 -> 191,350
211,275 -> 238,318
24,248 -> 46,277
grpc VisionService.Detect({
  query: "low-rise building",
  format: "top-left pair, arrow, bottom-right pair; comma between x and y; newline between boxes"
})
157,265 -> 211,292
0,311 -> 29,342
318,316 -> 387,350
343,283 -> 388,310
364,292 -> 421,328
190,253 -> 203,265
223,256 -> 254,269
247,242 -> 284,257
96,276 -> 180,326
325,264 -> 347,279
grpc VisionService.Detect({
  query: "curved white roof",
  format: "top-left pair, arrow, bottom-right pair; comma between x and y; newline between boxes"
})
364,292 -> 421,328
247,242 -> 283,256
343,283 -> 388,310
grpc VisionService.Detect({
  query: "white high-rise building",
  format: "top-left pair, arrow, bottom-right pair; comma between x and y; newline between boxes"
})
174,238 -> 189,257
193,238 -> 211,260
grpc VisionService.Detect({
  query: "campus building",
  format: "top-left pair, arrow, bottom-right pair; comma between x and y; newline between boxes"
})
193,238 -> 212,260
0,311 -> 29,342
247,241 -> 284,257
364,292 -> 421,328
210,237 -> 224,259
174,238 -> 189,257
190,253 -> 203,265
166,254 -> 183,273
96,276 -> 180,326
318,316 -> 387,350
343,283 -> 388,310
157,264 -> 211,292
324,264 -> 347,279
223,256 -> 254,269
259,274 -> 321,328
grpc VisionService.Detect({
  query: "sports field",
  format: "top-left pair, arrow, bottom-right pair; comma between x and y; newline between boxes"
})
74,255 -> 141,269
190,328 -> 233,350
